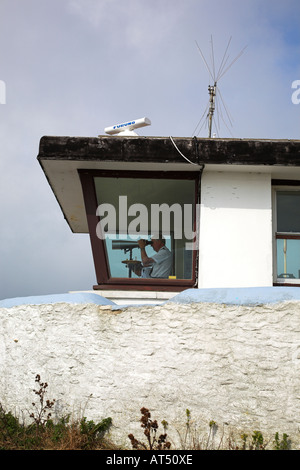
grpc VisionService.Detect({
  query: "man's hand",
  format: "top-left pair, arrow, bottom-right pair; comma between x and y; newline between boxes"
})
138,239 -> 147,249
138,239 -> 153,266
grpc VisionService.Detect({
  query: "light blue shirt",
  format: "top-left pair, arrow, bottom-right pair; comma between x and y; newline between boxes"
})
141,246 -> 172,279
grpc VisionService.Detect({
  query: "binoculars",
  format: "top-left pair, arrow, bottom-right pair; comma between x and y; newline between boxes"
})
112,239 -> 152,251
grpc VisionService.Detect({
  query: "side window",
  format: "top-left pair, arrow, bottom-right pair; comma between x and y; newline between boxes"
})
275,189 -> 300,283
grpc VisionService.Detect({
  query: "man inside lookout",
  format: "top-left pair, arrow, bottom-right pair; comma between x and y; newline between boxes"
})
136,235 -> 173,279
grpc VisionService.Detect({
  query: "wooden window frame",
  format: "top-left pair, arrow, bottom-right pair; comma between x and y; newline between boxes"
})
79,169 -> 201,291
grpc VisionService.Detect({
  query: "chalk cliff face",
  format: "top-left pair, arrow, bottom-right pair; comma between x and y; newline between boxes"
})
1,289 -> 300,448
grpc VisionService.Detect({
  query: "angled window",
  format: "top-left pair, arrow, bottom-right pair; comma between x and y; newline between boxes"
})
79,170 -> 200,291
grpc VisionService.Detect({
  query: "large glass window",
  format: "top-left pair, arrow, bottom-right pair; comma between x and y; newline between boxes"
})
79,170 -> 200,290
275,189 -> 300,283
94,174 -> 197,281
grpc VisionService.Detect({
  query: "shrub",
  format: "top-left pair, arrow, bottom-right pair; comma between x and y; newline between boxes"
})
128,407 -> 171,450
0,374 -> 113,450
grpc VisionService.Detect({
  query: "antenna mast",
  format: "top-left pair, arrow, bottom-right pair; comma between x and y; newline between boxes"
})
194,36 -> 247,138
208,83 -> 216,138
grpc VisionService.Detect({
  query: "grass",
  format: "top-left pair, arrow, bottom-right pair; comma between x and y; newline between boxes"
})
0,375 -> 293,450
0,374 -> 116,450
128,408 -> 292,451
0,410 -> 116,450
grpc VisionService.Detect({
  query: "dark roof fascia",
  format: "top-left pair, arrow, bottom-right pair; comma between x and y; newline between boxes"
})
37,135 -> 300,167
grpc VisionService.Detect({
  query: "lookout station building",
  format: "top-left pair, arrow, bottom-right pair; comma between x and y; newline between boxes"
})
37,135 -> 300,303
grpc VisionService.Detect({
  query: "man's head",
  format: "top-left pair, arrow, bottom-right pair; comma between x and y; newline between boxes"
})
151,236 -> 165,252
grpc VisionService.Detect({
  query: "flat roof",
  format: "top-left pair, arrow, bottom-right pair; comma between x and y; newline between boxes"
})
37,135 -> 300,233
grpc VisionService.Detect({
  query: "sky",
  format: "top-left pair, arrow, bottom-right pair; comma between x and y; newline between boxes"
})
0,0 -> 299,300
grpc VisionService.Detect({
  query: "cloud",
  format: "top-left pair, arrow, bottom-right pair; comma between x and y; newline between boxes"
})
67,0 -> 187,43
0,0 -> 299,300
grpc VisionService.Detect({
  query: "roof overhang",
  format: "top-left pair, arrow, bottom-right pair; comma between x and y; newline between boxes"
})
37,135 -> 300,233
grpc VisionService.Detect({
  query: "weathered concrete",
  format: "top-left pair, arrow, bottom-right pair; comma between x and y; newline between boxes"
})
1,289 -> 300,449
38,135 -> 300,167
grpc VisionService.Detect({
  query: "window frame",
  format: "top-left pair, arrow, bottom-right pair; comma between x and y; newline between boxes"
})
272,180 -> 300,286
79,169 -> 201,291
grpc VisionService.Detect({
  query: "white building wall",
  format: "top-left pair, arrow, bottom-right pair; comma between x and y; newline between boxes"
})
198,171 -> 273,288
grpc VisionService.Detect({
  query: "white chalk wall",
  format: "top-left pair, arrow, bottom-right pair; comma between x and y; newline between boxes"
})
1,298 -> 300,449
199,171 -> 273,288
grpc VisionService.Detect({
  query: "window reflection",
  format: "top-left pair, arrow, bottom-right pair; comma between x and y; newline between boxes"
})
276,191 -> 300,232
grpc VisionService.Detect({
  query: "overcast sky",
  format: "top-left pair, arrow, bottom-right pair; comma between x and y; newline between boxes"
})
0,0 -> 299,300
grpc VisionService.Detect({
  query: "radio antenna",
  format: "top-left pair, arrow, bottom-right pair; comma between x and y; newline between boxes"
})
193,36 -> 247,138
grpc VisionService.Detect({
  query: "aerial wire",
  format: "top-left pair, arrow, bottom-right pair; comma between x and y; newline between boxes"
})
193,36 -> 247,138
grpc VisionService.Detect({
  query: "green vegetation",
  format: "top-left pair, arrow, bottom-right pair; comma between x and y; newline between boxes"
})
0,374 -> 114,450
0,375 -> 293,450
128,408 -> 292,451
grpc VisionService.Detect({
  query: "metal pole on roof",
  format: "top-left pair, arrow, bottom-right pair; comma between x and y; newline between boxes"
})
208,83 -> 216,138
194,36 -> 247,139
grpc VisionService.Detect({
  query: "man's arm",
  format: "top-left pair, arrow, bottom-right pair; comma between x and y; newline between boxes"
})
138,239 -> 154,266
